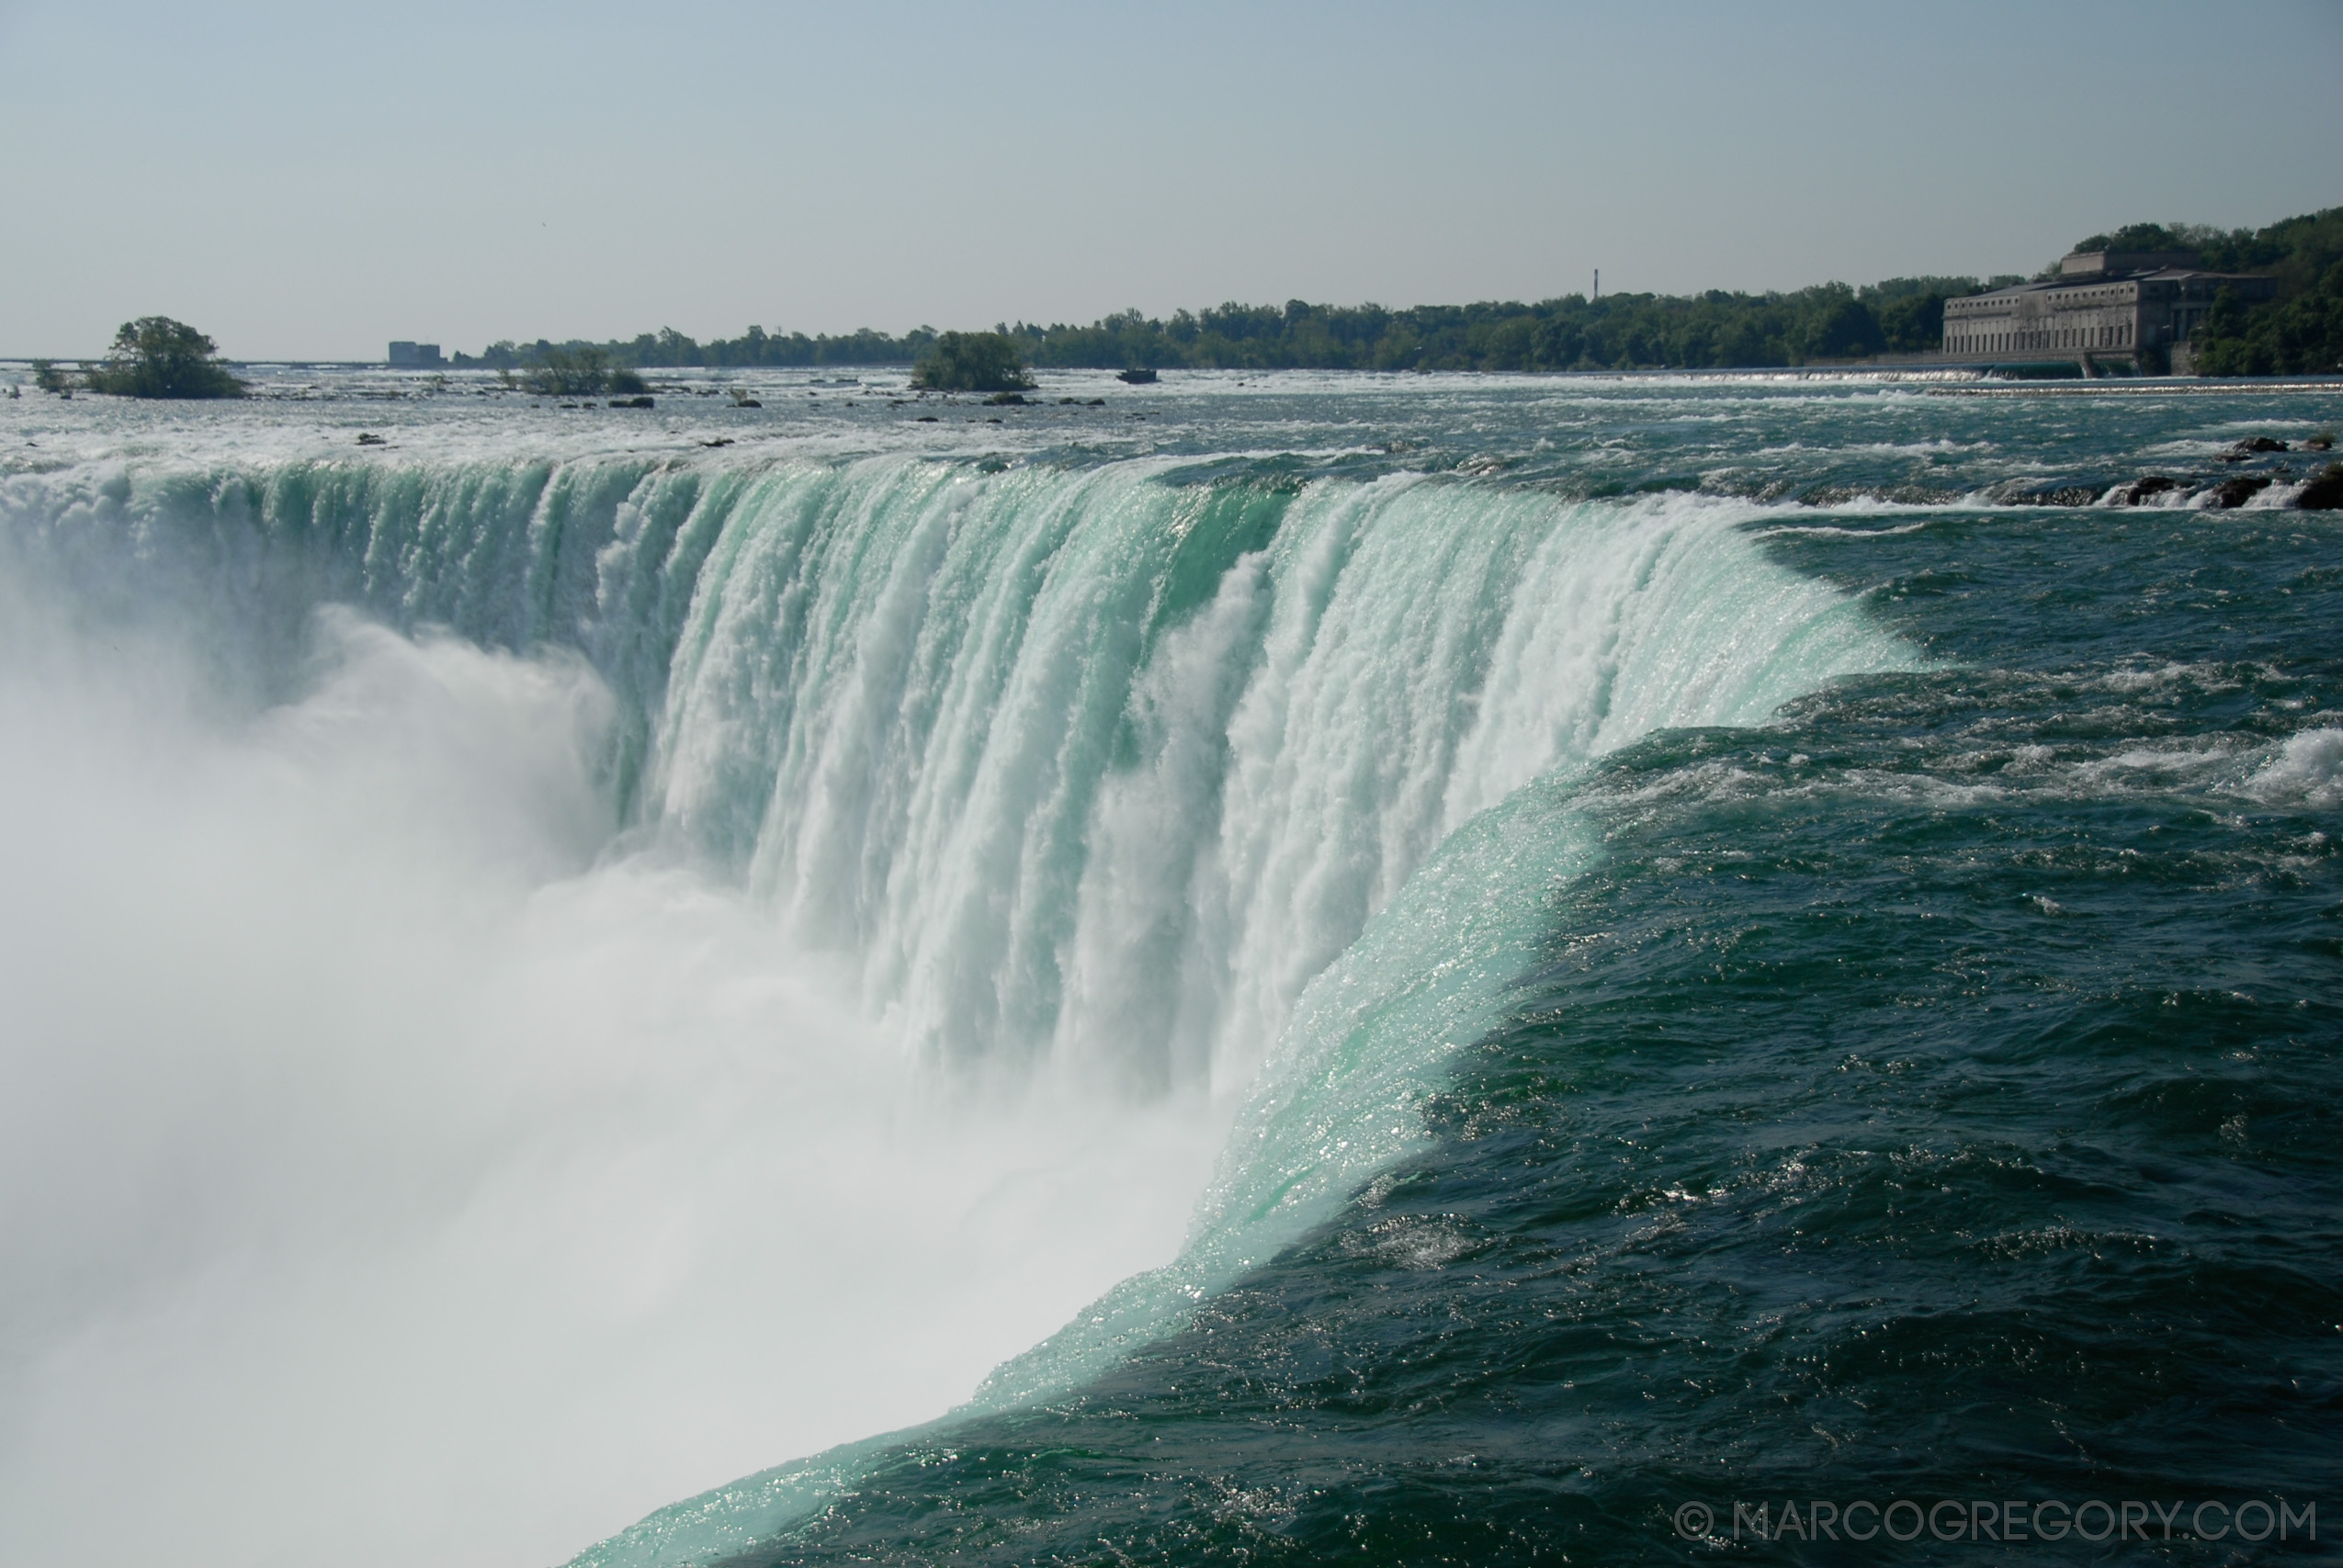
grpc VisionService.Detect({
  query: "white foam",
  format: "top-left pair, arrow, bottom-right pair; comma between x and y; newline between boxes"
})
0,592 -> 1224,1568
2242,728 -> 2343,807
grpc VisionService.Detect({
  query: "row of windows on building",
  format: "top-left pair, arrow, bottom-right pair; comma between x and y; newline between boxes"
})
1948,323 -> 2134,354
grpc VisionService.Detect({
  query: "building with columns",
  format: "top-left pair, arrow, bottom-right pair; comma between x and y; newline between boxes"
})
1941,251 -> 2273,371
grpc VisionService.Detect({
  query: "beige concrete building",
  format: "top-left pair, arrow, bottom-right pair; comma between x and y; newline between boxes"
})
1941,251 -> 2273,370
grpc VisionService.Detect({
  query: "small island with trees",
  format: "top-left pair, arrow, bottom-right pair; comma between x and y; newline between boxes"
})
910,332 -> 1036,393
35,317 -> 244,399
517,346 -> 648,398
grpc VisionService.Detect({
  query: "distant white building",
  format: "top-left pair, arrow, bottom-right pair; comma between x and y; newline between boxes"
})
1941,252 -> 2273,371
387,342 -> 445,368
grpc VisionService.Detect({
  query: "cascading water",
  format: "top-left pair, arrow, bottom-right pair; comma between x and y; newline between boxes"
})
0,424 -> 1913,1568
550,460 -> 1916,1564
7,451 -> 1904,1078
11,372 -> 2335,1568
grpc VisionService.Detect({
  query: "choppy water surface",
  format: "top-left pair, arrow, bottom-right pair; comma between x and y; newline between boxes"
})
2,369 -> 2337,1566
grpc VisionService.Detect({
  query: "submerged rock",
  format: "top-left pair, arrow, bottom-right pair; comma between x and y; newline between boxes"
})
1984,478 -> 2109,507
1789,481 -> 1964,508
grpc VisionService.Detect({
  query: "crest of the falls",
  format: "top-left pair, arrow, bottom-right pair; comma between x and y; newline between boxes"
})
640,458 -> 1904,1093
6,451 -> 1899,1094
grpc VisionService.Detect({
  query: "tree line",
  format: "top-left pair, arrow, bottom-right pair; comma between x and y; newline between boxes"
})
25,209 -> 2333,398
440,207 -> 2340,379
457,278 -> 2002,377
455,326 -> 938,372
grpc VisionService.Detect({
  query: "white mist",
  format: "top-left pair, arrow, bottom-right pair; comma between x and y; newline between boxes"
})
0,599 -> 1224,1568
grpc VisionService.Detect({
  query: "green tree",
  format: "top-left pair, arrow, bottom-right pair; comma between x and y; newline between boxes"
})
522,346 -> 613,396
1795,291 -> 1884,360
2188,209 -> 2343,375
911,331 -> 1035,391
84,317 -> 243,399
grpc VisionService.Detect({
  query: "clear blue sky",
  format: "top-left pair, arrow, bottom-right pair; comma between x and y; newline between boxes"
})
3,0 -> 2338,360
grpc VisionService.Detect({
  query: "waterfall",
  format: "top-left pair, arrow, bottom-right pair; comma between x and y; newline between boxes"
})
0,450 -> 1915,1568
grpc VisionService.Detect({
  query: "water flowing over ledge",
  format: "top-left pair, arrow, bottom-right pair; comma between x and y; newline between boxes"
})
4,453 -> 1909,1089
0,450 -> 1917,1567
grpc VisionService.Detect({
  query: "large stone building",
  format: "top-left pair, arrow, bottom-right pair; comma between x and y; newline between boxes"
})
1941,251 -> 2273,371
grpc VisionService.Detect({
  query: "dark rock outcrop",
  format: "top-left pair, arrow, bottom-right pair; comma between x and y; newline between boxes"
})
2212,474 -> 2273,509
2111,475 -> 2182,505
2296,463 -> 2343,510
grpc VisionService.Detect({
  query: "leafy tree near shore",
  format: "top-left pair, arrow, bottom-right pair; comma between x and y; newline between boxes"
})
2056,209 -> 2342,374
2068,221 -> 2227,257
2185,208 -> 2343,375
83,317 -> 243,399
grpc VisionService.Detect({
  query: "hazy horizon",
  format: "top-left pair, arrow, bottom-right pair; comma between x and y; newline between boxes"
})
4,0 -> 2339,360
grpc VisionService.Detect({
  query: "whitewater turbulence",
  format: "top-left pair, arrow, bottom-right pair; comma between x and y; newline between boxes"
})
0,451 -> 1911,1568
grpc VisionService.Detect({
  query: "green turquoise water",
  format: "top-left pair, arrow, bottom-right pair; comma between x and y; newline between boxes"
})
2,371 -> 2337,1565
759,501 -> 2343,1563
